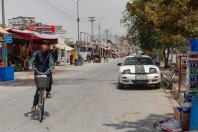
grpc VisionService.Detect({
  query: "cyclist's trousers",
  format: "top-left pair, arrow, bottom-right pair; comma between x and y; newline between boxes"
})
33,74 -> 53,106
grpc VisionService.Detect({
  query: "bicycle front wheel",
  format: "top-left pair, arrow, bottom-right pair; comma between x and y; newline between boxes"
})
38,90 -> 45,122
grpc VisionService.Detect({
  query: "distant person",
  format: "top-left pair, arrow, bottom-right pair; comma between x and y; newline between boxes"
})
104,53 -> 108,63
78,53 -> 83,65
154,56 -> 160,67
52,48 -> 58,65
91,53 -> 94,63
87,53 -> 91,63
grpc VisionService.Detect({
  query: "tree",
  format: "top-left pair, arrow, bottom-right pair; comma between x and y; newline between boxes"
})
122,0 -> 198,68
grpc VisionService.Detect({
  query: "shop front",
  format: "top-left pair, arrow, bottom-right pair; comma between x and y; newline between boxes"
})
6,28 -> 58,71
0,26 -> 14,81
54,36 -> 74,64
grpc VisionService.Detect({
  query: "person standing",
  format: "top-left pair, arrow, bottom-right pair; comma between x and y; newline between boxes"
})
154,56 -> 160,67
104,53 -> 108,63
52,48 -> 58,65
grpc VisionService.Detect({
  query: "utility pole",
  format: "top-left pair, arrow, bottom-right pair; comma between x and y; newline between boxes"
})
115,35 -> 118,52
84,33 -> 89,42
88,17 -> 95,42
86,35 -> 91,52
105,29 -> 109,43
109,26 -> 117,44
110,28 -> 111,43
77,0 -> 80,51
80,32 -> 84,43
2,0 -> 5,28
98,17 -> 106,42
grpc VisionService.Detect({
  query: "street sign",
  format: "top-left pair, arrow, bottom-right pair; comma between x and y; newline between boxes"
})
3,34 -> 12,44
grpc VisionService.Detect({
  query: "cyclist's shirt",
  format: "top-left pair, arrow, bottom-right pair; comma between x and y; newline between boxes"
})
29,50 -> 54,72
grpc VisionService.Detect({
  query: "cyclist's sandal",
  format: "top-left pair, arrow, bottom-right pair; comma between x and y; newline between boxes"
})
46,92 -> 52,98
31,106 -> 36,112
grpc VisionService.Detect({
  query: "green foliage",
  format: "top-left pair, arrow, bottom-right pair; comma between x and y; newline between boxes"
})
14,63 -> 23,72
122,0 -> 198,55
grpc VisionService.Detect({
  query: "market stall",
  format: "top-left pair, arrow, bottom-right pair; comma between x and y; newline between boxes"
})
6,28 -> 58,70
0,26 -> 14,81
54,36 -> 74,64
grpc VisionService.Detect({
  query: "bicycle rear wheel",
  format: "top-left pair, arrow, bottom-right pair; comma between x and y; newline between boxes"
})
167,81 -> 173,90
38,90 -> 45,122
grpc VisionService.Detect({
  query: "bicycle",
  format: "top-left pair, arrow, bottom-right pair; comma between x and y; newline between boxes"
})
34,68 -> 51,122
162,67 -> 178,90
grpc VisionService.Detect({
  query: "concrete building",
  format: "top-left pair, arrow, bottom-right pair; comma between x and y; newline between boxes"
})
8,16 -> 35,28
54,26 -> 67,38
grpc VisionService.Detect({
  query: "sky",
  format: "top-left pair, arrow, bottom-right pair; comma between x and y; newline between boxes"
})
0,0 -> 129,41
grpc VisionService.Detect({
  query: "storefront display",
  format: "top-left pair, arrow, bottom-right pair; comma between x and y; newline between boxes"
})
187,39 -> 198,131
186,51 -> 198,95
0,27 -> 14,81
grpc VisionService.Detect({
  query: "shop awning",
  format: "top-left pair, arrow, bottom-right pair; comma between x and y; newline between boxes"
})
55,44 -> 74,51
54,36 -> 73,50
7,28 -> 58,44
0,26 -> 9,34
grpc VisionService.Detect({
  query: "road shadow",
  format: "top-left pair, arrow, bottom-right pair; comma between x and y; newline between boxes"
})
0,79 -> 34,86
24,110 -> 50,121
0,78 -> 85,87
0,77 -> 117,87
103,113 -> 172,132
116,83 -> 160,91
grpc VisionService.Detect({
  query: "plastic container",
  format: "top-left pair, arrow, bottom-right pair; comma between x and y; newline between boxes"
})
190,39 -> 198,52
0,66 -> 14,81
190,99 -> 198,130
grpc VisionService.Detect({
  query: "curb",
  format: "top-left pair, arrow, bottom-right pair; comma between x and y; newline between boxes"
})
159,66 -> 185,105
13,63 -> 71,79
171,85 -> 185,105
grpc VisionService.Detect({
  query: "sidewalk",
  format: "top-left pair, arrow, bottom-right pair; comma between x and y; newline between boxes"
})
159,64 -> 185,105
14,63 -> 71,79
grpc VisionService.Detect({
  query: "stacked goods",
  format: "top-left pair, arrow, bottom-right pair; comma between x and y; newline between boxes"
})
14,63 -> 23,72
186,52 -> 198,96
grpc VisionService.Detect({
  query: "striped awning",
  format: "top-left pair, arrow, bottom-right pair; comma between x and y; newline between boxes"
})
0,26 -> 9,34
55,44 -> 74,51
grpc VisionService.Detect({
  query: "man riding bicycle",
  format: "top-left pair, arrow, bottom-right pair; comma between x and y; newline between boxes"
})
29,40 -> 55,112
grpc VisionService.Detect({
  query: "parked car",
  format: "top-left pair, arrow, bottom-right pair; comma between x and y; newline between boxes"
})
117,55 -> 161,89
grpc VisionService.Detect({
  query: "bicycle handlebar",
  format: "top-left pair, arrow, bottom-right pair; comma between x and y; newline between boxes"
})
34,68 -> 51,75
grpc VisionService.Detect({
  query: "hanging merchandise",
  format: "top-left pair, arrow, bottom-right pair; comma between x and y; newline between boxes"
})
0,43 -> 3,67
186,51 -> 198,96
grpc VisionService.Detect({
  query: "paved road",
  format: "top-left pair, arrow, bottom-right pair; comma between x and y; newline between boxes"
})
0,58 -> 177,132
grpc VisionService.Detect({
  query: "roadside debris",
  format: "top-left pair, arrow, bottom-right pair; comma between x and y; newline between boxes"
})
153,116 -> 182,132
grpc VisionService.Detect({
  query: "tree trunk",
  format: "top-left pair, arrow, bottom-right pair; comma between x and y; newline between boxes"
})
163,47 -> 170,68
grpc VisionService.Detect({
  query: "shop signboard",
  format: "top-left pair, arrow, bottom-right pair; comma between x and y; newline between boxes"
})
186,39 -> 198,95
0,35 -> 3,41
188,38 -> 198,131
3,34 -> 12,44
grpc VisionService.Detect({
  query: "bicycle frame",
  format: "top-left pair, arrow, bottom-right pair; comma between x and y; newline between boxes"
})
33,68 -> 51,122
166,68 -> 178,89
38,88 -> 45,122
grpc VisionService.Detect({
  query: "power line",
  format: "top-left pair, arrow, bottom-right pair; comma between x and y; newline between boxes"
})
36,0 -> 76,22
79,4 -> 88,18
57,0 -> 77,16
38,0 -> 75,21
42,0 -> 76,19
